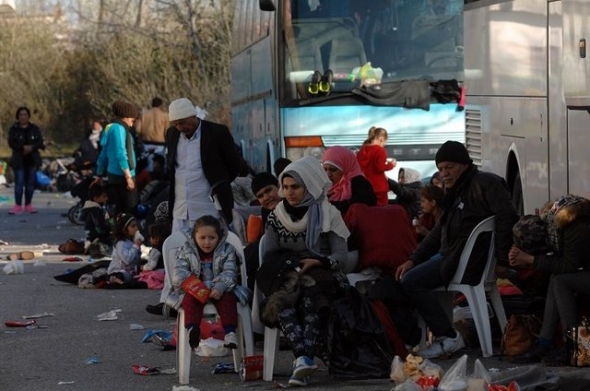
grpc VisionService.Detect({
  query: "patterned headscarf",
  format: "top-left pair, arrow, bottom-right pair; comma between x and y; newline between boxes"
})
321,146 -> 365,202
153,201 -> 169,224
512,214 -> 550,255
544,195 -> 587,251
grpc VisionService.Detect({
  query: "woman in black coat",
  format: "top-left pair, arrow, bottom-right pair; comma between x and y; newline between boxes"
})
8,106 -> 45,214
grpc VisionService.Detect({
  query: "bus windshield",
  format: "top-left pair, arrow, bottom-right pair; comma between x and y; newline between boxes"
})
282,0 -> 463,103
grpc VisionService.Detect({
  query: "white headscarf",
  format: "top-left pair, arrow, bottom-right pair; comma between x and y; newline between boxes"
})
401,167 -> 422,184
277,156 -> 349,250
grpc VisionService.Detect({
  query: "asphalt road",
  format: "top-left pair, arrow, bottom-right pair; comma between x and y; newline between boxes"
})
0,187 -> 581,391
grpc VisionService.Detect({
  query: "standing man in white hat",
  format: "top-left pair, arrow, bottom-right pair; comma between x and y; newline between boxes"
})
146,98 -> 241,319
165,97 -> 241,232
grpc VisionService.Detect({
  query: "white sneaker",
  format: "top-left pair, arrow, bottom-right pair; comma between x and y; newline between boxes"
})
417,332 -> 465,359
224,332 -> 238,349
292,356 -> 318,379
288,376 -> 310,387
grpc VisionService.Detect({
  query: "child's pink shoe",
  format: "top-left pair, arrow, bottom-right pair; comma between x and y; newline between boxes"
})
8,205 -> 22,215
24,204 -> 37,213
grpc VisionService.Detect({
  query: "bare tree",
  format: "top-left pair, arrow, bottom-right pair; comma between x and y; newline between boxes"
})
0,0 -> 235,144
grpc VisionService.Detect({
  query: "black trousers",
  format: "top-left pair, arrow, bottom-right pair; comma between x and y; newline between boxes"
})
108,179 -> 138,217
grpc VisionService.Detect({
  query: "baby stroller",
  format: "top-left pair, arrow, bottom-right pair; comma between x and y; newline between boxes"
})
68,174 -> 94,225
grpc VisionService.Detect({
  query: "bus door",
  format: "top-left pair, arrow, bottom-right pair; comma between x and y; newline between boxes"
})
566,106 -> 590,197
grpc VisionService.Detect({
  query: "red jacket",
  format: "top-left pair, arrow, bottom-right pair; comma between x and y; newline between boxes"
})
344,203 -> 417,275
356,144 -> 394,193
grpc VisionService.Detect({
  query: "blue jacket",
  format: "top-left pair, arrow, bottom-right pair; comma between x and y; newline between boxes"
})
96,121 -> 136,178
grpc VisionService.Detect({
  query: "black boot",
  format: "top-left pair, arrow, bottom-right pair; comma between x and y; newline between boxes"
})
188,326 -> 201,349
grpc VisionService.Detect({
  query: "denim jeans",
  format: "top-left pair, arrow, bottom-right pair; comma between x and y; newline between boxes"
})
400,253 -> 454,337
13,166 -> 37,206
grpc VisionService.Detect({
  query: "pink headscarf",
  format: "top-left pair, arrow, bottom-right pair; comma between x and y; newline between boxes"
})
321,146 -> 365,202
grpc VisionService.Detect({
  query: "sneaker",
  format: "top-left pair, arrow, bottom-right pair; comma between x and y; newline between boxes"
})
188,326 -> 200,349
8,205 -> 22,215
288,376 -> 310,387
145,303 -> 178,317
145,303 -> 164,316
417,332 -> 466,359
224,332 -> 238,349
24,204 -> 37,213
292,356 -> 318,379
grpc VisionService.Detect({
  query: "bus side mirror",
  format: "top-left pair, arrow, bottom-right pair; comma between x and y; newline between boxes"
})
259,0 -> 276,11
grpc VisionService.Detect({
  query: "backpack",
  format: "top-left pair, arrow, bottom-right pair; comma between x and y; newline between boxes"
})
500,314 -> 542,360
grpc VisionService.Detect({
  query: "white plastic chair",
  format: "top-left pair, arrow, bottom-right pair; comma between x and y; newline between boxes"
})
251,234 -> 281,381
163,230 -> 254,384
419,216 -> 507,358
253,237 -> 388,381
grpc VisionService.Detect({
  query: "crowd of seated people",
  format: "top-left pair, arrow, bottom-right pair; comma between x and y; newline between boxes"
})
244,138 -> 590,374
106,129 -> 590,380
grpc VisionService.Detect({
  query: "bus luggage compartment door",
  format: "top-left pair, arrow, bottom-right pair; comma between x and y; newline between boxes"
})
566,107 -> 590,196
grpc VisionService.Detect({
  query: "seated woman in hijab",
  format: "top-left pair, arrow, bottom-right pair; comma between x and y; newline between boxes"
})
321,146 -> 377,214
257,156 -> 350,387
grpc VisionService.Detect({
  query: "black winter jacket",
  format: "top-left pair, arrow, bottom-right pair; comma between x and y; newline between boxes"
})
534,200 -> 590,274
330,175 -> 377,214
81,201 -> 111,243
388,178 -> 422,219
409,165 -> 518,286
166,120 -> 240,224
8,122 -> 45,169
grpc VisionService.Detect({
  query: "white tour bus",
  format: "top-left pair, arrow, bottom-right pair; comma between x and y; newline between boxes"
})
231,0 -> 466,179
464,0 -> 590,214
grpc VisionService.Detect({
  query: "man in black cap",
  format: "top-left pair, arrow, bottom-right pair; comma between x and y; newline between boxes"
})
395,140 -> 518,358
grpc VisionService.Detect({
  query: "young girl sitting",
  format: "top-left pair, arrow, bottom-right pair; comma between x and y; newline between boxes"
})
415,185 -> 444,241
107,213 -> 144,285
172,215 -> 250,350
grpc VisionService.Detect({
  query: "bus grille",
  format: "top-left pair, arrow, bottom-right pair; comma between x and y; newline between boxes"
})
465,109 -> 482,168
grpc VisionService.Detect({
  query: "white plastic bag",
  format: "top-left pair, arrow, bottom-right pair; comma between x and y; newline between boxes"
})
468,358 -> 491,389
195,337 -> 230,357
390,356 -> 406,384
438,354 -> 468,391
